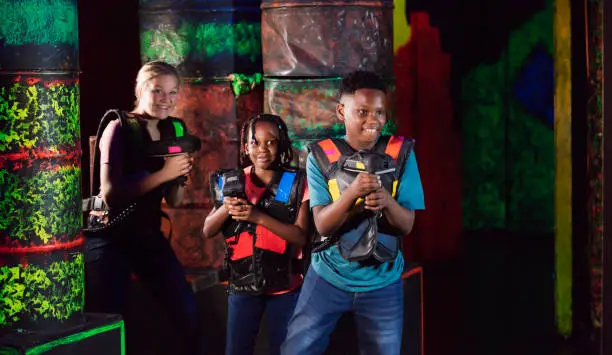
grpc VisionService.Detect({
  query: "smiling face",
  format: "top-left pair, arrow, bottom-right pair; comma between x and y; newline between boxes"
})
135,74 -> 179,119
337,88 -> 387,150
246,121 -> 280,170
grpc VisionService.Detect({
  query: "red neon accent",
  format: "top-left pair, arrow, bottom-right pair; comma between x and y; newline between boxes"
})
0,237 -> 85,254
401,266 -> 424,355
401,265 -> 423,280
385,135 -> 404,161
168,146 -> 181,153
0,147 -> 81,170
317,139 -> 341,163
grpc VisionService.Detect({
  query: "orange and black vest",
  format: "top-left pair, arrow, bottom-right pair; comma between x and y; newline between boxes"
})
210,168 -> 306,294
309,135 -> 414,262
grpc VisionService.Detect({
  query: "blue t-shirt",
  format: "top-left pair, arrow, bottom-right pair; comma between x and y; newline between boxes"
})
307,140 -> 425,292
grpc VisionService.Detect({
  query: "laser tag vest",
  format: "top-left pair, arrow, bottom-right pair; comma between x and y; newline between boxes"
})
85,110 -> 194,234
210,168 -> 307,295
309,135 -> 414,262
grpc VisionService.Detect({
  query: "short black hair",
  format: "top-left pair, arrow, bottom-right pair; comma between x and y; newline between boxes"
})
338,70 -> 387,100
239,113 -> 294,169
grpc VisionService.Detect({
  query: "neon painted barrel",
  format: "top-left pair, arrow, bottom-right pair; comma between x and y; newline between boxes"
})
261,0 -> 394,77
139,0 -> 263,77
0,0 -> 83,331
264,77 -> 396,167
163,80 -> 263,269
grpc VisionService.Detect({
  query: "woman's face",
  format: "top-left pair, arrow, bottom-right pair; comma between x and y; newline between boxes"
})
136,74 -> 179,119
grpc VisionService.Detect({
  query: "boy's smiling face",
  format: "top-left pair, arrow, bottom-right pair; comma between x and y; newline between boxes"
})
337,88 -> 387,150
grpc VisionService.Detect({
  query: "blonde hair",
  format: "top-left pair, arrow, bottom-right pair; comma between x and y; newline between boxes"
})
134,61 -> 180,107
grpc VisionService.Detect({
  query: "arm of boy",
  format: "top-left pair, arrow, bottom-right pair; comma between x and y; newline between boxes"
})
313,173 -> 380,235
363,152 -> 424,234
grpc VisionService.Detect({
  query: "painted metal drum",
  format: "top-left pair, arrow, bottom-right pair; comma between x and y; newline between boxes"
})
263,77 -> 396,167
261,0 -> 394,77
0,73 -> 83,330
162,80 -> 263,269
0,1 -> 79,71
139,0 -> 263,77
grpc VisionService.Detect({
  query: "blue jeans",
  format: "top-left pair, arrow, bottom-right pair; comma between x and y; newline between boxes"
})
226,289 -> 300,355
281,268 -> 403,355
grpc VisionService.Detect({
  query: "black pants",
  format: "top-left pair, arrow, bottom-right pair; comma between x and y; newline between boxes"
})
84,231 -> 198,354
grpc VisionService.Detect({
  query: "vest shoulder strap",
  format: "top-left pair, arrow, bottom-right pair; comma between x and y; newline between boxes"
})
90,109 -> 144,197
210,168 -> 306,208
374,135 -> 415,173
309,138 -> 353,179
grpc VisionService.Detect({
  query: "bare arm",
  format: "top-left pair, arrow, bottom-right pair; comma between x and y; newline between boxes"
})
202,205 -> 231,238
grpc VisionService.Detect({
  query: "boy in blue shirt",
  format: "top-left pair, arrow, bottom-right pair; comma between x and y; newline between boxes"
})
281,71 -> 425,355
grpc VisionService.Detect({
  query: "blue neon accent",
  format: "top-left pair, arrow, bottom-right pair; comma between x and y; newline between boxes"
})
275,172 -> 296,203
218,176 -> 224,201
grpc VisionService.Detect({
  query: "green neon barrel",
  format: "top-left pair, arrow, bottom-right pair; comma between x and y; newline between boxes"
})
139,0 -> 263,77
261,0 -> 394,77
263,77 -> 396,167
0,0 -> 83,331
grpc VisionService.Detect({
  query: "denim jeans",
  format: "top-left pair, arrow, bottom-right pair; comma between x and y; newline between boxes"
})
281,268 -> 403,355
226,289 -> 300,355
84,231 -> 198,355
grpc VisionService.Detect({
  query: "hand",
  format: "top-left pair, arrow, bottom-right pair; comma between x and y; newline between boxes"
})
347,173 -> 381,200
224,197 -> 260,223
161,154 -> 192,182
364,188 -> 392,212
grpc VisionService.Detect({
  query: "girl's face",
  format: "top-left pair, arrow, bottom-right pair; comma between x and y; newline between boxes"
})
246,121 -> 280,170
136,74 -> 179,119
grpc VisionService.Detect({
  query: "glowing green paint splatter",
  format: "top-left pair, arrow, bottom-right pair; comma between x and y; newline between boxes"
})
230,73 -> 262,97
0,0 -> 78,46
0,80 -> 80,152
461,3 -> 553,231
0,254 -> 84,327
140,22 -> 261,65
0,166 -> 81,243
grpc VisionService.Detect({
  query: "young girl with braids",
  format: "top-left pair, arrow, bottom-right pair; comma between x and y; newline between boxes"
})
203,113 -> 309,355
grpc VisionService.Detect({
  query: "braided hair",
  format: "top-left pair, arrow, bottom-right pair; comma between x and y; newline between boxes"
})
239,113 -> 294,169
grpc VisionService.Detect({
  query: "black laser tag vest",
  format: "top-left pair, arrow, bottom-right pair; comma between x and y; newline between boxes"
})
84,110 -> 195,235
309,135 -> 414,262
210,168 -> 306,295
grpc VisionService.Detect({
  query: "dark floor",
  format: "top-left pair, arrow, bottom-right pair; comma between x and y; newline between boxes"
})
123,231 -> 595,355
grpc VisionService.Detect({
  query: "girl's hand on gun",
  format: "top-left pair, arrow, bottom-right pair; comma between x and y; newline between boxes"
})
226,198 -> 260,223
162,154 -> 193,181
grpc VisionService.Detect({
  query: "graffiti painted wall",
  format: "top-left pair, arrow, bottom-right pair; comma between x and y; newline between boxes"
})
461,2 -> 554,234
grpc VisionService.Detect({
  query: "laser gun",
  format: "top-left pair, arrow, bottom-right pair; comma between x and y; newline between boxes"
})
342,151 -> 396,176
146,119 -> 201,157
146,119 -> 202,185
221,169 -> 247,200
